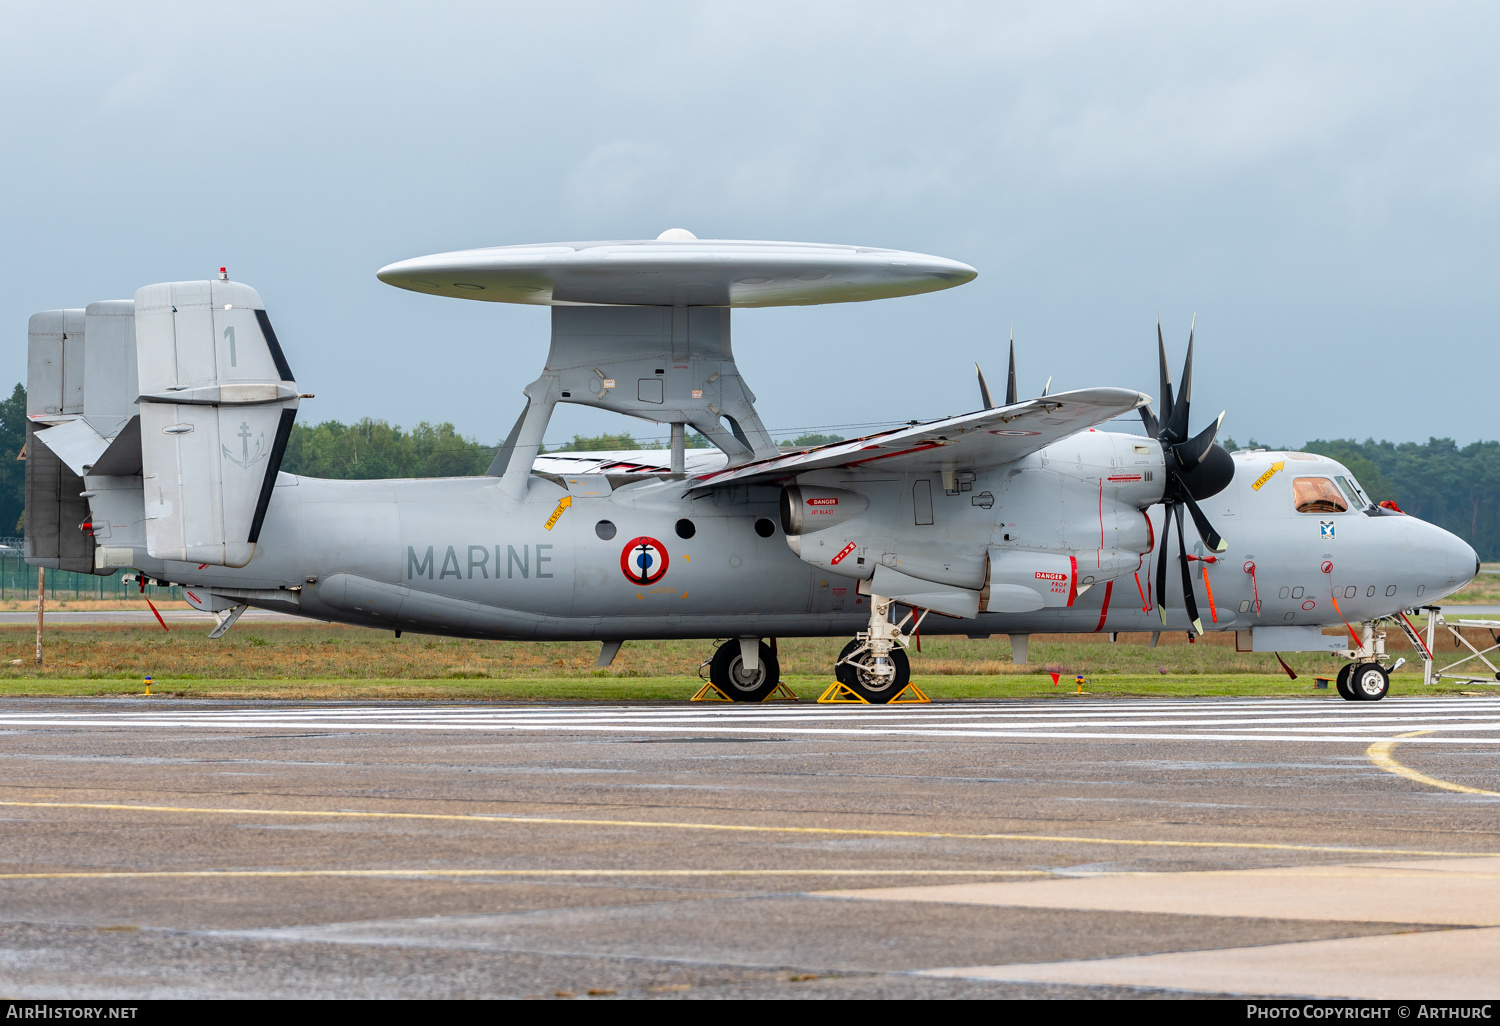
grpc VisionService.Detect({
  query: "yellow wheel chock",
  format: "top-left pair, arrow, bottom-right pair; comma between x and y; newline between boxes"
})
817,681 -> 931,704
817,682 -> 868,704
692,681 -> 800,702
889,681 -> 930,704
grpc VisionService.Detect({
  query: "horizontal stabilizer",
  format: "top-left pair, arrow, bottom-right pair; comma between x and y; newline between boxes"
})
31,418 -> 109,477
137,281 -> 299,568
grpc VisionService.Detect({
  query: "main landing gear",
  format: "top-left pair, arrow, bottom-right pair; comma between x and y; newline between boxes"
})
832,594 -> 926,704
1336,662 -> 1390,701
706,638 -> 782,702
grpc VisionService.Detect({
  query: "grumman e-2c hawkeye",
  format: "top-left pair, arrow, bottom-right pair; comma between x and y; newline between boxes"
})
22,232 -> 1477,703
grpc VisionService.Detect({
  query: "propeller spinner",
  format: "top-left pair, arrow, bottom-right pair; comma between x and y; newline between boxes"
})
1139,320 -> 1234,635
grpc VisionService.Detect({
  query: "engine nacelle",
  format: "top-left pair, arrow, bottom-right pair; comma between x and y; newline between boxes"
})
779,484 -> 869,557
778,431 -> 1163,614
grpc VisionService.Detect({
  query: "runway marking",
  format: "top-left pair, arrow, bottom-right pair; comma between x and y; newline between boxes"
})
1366,729 -> 1500,797
0,868 -> 1047,881
0,797 -> 1496,860
6,695 -> 1500,744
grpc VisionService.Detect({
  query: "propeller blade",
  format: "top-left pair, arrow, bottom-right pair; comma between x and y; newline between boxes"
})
1174,411 -> 1224,467
1175,504 -> 1204,635
1180,490 -> 1228,553
1005,331 -> 1018,406
976,363 -> 995,409
1138,405 -> 1160,439
1156,503 -> 1172,624
1041,375 -> 1052,397
1156,320 -> 1174,435
1164,317 -> 1194,442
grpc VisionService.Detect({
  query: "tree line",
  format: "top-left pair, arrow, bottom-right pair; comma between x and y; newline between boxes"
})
1,383 -> 1494,557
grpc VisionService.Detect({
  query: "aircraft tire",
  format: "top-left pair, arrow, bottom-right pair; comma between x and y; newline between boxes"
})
834,639 -> 911,704
1350,662 -> 1390,701
1335,664 -> 1358,701
708,640 -> 781,702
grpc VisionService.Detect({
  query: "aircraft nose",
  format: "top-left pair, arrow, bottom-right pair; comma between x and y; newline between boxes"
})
1409,519 -> 1478,602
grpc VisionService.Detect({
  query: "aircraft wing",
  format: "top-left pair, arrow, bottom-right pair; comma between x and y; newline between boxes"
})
688,387 -> 1150,490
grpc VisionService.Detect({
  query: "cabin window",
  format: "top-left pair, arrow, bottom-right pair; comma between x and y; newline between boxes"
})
1292,477 -> 1348,514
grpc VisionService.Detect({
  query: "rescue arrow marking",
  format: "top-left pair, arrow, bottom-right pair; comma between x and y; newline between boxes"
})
1251,461 -> 1285,492
544,495 -> 572,530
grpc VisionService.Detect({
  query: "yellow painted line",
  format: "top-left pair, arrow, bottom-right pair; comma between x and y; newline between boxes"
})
1366,730 -> 1500,797
2,798 -> 1497,859
0,868 -> 1045,882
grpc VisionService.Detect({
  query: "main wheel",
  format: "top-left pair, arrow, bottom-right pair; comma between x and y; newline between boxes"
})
1350,662 -> 1390,701
834,638 -> 911,704
708,640 -> 781,702
1335,663 -> 1358,701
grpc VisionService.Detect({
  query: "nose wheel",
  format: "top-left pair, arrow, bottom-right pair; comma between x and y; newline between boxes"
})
1337,662 -> 1390,701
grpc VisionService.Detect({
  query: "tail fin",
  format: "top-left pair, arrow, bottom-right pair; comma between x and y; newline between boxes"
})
136,280 -> 300,568
24,309 -> 96,571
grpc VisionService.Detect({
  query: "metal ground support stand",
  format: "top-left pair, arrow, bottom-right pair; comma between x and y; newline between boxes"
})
1399,606 -> 1500,686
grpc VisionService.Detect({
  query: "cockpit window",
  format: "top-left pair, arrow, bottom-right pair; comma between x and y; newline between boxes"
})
1293,477 -> 1348,514
1334,476 -> 1363,508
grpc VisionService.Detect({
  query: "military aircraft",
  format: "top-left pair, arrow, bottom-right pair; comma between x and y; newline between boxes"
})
21,232 -> 1478,703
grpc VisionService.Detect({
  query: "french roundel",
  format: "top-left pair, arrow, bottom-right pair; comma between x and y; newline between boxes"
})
621,536 -> 669,585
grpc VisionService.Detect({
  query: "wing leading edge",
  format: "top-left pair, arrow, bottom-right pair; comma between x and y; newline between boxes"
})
687,387 -> 1150,491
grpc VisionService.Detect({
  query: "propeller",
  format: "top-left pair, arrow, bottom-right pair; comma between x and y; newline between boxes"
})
1140,318 -> 1235,635
975,329 -> 1024,410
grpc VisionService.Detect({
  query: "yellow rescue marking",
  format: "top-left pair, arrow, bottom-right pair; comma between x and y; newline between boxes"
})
1251,461 -> 1285,491
1,798 -> 1495,859
0,868 -> 1046,882
1366,730 -> 1500,797
543,495 -> 572,531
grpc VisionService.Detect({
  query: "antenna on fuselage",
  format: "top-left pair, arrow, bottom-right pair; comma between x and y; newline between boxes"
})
1006,328 -> 1018,406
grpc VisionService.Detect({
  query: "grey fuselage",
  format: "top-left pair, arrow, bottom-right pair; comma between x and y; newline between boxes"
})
130,434 -> 1479,641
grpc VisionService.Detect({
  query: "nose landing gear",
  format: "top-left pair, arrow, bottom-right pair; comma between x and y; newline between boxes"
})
1336,661 -> 1390,701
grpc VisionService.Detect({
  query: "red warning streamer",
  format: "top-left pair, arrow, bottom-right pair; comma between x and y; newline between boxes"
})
137,575 -> 168,632
1322,562 -> 1363,648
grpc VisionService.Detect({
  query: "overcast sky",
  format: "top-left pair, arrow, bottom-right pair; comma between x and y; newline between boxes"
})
2,2 -> 1496,449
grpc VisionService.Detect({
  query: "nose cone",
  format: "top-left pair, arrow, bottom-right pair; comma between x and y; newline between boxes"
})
1409,519 -> 1479,602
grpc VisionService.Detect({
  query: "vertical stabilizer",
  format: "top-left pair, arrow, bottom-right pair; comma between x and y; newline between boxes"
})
135,281 -> 300,567
23,309 -> 94,570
